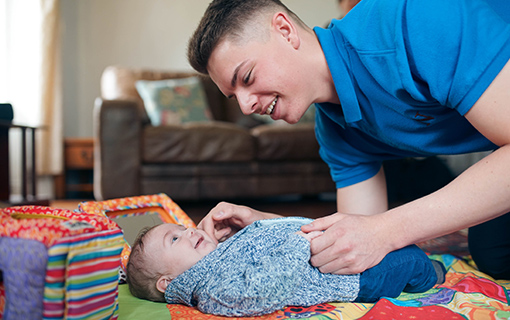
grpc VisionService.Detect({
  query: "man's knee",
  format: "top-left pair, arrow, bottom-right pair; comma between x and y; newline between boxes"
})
468,213 -> 510,280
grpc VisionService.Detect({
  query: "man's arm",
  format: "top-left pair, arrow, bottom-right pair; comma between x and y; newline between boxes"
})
336,167 -> 388,215
304,59 -> 510,275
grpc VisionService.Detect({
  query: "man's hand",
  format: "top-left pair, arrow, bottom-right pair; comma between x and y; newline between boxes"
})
295,230 -> 323,242
197,202 -> 281,243
301,212 -> 392,274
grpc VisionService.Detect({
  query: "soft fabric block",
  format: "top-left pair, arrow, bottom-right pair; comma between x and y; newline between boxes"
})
0,206 -> 124,320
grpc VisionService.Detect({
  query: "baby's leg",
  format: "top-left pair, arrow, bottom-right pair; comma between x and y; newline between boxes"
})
431,260 -> 446,285
354,245 -> 444,302
403,253 -> 445,293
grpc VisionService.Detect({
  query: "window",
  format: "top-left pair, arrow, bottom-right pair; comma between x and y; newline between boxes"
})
0,0 -> 57,200
0,0 -> 42,125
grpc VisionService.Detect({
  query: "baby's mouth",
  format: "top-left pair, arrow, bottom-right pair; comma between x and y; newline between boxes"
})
265,97 -> 277,115
195,236 -> 203,249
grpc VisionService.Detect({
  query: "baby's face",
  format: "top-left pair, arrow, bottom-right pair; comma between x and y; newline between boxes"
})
145,223 -> 217,278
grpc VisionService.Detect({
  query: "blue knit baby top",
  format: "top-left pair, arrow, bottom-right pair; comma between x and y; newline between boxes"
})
164,217 -> 360,316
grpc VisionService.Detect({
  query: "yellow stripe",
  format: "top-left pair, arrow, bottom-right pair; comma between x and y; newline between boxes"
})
10,213 -> 69,220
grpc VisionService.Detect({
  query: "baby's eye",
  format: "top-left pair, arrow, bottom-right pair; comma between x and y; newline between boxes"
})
172,236 -> 178,243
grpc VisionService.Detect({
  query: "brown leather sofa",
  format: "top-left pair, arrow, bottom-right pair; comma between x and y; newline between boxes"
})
93,66 -> 335,201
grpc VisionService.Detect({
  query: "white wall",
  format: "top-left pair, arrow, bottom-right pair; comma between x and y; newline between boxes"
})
60,0 -> 339,138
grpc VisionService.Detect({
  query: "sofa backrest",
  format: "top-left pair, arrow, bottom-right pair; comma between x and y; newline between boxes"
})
100,65 -> 244,124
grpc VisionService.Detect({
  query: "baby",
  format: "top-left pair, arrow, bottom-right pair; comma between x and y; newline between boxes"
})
126,217 -> 445,317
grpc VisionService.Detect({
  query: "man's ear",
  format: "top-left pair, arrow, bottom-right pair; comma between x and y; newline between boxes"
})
272,12 -> 300,49
156,275 -> 173,293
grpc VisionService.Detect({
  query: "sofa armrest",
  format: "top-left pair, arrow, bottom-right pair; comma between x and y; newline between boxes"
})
93,98 -> 142,200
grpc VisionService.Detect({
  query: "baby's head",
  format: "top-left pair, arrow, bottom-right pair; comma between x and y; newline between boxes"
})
126,223 -> 217,302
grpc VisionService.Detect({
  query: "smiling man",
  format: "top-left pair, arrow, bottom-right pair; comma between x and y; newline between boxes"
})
191,1 -> 336,124
189,0 -> 510,280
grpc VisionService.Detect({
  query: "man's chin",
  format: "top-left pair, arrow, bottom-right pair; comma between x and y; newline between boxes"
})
284,117 -> 300,125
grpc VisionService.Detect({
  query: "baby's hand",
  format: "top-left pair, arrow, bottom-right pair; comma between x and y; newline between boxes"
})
295,230 -> 323,242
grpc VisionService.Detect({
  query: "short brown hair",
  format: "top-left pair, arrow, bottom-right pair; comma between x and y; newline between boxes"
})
187,0 -> 306,75
126,226 -> 165,302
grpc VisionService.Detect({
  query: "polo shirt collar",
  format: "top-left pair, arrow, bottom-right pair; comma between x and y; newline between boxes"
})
314,25 -> 362,124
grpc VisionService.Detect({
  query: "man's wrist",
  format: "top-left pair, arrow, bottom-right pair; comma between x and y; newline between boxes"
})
373,210 -> 407,253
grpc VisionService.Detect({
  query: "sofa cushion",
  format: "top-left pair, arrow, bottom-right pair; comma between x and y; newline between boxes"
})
101,66 -> 199,125
143,122 -> 255,163
251,123 -> 321,161
136,77 -> 211,125
100,66 -> 245,124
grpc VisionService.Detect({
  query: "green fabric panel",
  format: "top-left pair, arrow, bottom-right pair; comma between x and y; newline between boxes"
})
118,284 -> 170,319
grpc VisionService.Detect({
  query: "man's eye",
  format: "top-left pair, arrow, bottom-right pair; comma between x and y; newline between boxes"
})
243,71 -> 252,84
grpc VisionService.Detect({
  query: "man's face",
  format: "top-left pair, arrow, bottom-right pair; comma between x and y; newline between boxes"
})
145,223 -> 217,278
207,31 -> 314,124
338,0 -> 360,17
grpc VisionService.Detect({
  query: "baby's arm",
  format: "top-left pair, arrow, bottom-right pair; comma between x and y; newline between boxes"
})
295,230 -> 323,242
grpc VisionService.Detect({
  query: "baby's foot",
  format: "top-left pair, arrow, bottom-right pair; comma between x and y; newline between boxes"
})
431,260 -> 447,284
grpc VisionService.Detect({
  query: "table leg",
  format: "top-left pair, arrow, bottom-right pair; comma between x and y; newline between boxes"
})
31,128 -> 36,198
0,127 -> 9,201
21,127 -> 27,201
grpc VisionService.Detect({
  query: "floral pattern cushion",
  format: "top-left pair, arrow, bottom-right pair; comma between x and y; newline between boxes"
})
136,77 -> 211,125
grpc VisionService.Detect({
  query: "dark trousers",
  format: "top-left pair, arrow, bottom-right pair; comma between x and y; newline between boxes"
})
468,212 -> 510,280
355,245 -> 439,302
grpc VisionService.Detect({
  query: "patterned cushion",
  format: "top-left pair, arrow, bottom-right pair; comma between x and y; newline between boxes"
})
136,77 -> 211,125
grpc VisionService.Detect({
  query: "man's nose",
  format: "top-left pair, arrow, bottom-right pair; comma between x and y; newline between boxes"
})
237,91 -> 258,115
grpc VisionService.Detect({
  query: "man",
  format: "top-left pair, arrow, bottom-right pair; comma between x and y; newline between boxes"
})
337,0 -> 360,19
189,0 -> 510,279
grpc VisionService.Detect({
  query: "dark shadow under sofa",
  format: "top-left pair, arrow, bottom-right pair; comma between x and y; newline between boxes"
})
93,66 -> 335,201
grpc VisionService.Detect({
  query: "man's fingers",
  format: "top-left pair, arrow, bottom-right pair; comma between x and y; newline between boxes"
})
310,245 -> 361,275
215,226 -> 232,242
319,262 -> 360,275
196,218 -> 209,231
301,213 -> 342,233
309,239 -> 337,267
296,230 -> 322,242
198,213 -> 232,243
308,219 -> 346,254
212,209 -> 226,219
197,219 -> 217,243
306,230 -> 323,242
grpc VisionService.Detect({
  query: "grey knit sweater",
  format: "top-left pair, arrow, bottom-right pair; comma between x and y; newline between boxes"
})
165,217 -> 360,317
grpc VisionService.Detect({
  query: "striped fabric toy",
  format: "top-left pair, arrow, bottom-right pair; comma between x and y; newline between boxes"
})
0,206 -> 124,320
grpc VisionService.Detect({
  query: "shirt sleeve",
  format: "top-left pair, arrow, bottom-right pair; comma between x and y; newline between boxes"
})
315,108 -> 383,189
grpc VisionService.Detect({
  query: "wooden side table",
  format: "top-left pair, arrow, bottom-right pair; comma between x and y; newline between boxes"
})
0,120 -> 49,205
55,138 -> 94,199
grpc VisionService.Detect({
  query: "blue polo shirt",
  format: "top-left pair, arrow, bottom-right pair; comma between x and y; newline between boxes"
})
314,0 -> 510,188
